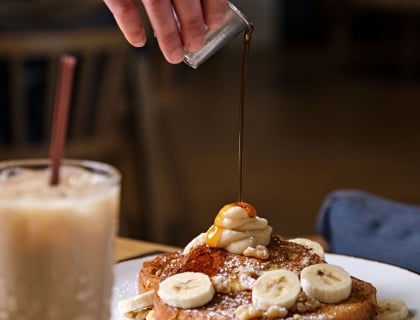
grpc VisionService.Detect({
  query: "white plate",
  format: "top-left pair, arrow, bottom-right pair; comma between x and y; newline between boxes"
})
111,253 -> 420,320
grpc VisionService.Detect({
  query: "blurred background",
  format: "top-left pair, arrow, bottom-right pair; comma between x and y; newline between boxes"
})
1,0 -> 420,246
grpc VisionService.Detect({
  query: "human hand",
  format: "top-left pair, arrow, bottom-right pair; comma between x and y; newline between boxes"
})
103,0 -> 228,64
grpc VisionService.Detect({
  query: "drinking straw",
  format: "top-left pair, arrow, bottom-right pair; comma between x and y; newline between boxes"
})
49,54 -> 77,186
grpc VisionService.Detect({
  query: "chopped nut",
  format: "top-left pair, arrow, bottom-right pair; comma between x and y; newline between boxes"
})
235,304 -> 264,320
243,245 -> 269,260
291,293 -> 321,313
238,272 -> 257,290
265,306 -> 288,319
211,274 -> 243,293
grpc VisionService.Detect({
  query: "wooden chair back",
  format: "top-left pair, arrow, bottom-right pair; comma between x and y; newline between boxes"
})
0,27 -> 129,160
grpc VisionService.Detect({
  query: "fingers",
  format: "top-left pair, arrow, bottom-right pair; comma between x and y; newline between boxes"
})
202,0 -> 228,29
173,0 -> 206,52
141,0 -> 185,64
103,0 -> 146,47
105,0 -> 228,64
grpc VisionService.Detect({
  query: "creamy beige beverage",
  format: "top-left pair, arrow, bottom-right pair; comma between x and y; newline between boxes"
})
0,159 -> 120,320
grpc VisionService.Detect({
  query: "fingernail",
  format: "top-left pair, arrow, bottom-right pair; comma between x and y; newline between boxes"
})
170,48 -> 185,64
132,38 -> 146,47
130,32 -> 147,47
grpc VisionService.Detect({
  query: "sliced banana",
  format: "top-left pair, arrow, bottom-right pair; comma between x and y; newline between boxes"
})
252,269 -> 301,310
158,272 -> 215,309
124,308 -> 151,320
288,238 -> 325,258
376,299 -> 409,320
145,309 -> 155,320
118,291 -> 154,314
300,263 -> 352,304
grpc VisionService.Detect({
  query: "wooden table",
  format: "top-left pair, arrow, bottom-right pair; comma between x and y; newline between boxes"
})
115,237 -> 179,262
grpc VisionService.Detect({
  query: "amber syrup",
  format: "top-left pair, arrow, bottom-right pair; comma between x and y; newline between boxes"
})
238,28 -> 253,203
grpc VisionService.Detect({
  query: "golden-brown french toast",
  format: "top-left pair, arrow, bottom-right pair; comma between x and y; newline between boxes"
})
139,235 -> 378,320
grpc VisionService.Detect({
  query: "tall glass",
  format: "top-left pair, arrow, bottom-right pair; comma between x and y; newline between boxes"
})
0,159 -> 120,320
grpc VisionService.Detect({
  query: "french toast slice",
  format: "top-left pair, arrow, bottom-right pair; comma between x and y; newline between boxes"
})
139,235 -> 378,320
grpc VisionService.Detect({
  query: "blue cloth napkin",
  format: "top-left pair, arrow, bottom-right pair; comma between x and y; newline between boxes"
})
317,190 -> 420,274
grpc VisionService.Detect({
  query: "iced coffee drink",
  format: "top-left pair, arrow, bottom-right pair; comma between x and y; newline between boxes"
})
0,159 -> 120,320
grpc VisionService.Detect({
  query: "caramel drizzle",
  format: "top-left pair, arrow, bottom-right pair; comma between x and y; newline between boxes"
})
238,30 -> 252,202
234,201 -> 256,218
206,201 -> 257,247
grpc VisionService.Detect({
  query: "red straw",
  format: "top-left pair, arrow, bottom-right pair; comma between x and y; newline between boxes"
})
49,54 -> 77,186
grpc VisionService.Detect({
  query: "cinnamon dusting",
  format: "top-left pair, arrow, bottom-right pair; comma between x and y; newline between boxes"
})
180,246 -> 227,277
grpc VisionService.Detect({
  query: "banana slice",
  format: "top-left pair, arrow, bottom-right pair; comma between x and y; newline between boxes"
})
300,263 -> 352,304
376,299 -> 409,320
158,272 -> 215,309
252,269 -> 301,310
145,309 -> 155,320
288,238 -> 325,258
124,308 -> 151,320
118,291 -> 154,314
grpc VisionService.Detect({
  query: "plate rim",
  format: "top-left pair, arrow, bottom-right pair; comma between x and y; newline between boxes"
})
112,252 -> 420,320
325,252 -> 420,277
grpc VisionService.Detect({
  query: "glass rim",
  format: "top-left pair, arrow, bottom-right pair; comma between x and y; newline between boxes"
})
0,158 -> 121,186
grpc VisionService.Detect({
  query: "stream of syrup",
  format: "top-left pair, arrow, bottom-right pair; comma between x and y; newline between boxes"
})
238,28 -> 253,202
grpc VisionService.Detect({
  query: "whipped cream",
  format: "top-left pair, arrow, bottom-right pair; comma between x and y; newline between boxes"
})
205,202 -> 272,257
